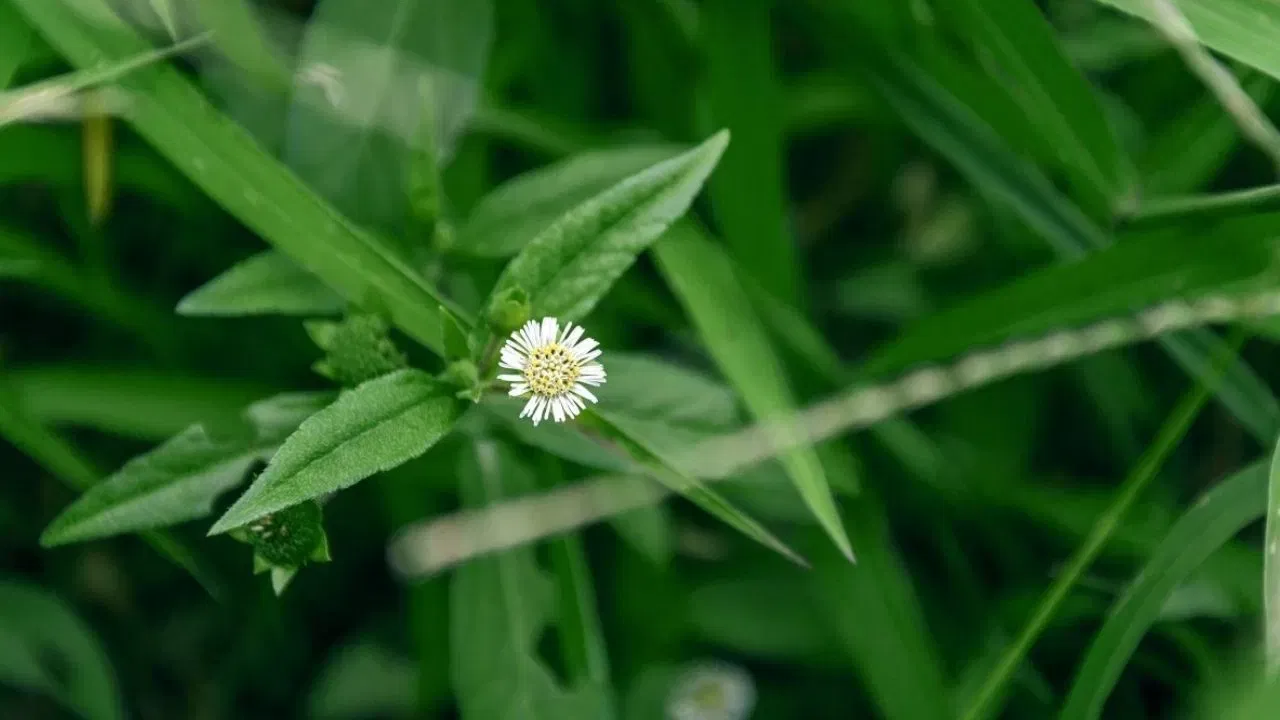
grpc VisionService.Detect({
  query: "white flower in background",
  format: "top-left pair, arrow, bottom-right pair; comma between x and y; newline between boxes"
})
665,660 -> 756,720
498,317 -> 606,426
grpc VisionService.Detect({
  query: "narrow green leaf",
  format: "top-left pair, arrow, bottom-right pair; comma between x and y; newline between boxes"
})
40,392 -> 332,547
963,353 -> 1224,720
1124,186 -> 1280,231
210,369 -> 460,534
860,228 -> 1274,378
0,0 -> 34,90
0,581 -> 122,720
1266,436 -> 1280,672
591,410 -> 808,567
455,144 -> 681,258
1061,461 -> 1267,720
284,0 -> 492,234
653,222 -> 855,561
176,249 -> 346,317
9,364 -> 269,441
147,0 -> 180,39
13,0 -> 467,355
813,7 -> 1280,445
194,0 -> 292,92
942,0 -> 1134,215
1141,74 -> 1273,196
1098,0 -> 1280,82
450,440 -> 614,720
485,130 -> 729,323
701,0 -> 800,302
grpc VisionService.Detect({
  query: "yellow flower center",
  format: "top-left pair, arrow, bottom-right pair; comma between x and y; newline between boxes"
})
524,343 -> 582,397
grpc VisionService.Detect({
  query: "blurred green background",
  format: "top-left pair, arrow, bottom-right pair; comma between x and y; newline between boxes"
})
9,0 -> 1280,718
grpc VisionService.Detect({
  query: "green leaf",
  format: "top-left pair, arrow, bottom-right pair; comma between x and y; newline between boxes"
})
1060,461 -> 1267,719
941,0 -> 1134,215
0,581 -> 122,720
653,222 -> 855,561
456,144 -> 682,258
1267,438 -> 1280,672
450,440 -> 614,720
1097,0 -> 1280,82
813,9 -> 1280,445
595,352 -> 740,430
0,0 -> 34,91
194,0 -> 292,92
485,130 -> 729,324
700,0 -> 800,301
8,365 -> 269,441
283,0 -> 493,234
590,410 -> 807,567
12,0 -> 467,355
40,392 -> 333,547
1140,73 -> 1273,196
176,250 -> 345,317
859,228 -> 1275,378
209,369 -> 460,534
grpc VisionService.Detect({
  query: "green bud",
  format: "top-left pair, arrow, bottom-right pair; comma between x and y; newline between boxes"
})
486,286 -> 531,336
240,500 -> 329,569
305,312 -> 408,387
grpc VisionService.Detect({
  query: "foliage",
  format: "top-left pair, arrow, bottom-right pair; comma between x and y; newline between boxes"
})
6,0 -> 1280,717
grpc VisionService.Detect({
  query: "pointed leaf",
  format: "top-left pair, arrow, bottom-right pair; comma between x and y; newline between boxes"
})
1061,461 -> 1267,719
40,392 -> 333,546
1098,0 -> 1280,82
11,0 -> 467,355
176,250 -> 345,317
653,222 -> 855,561
210,369 -> 461,534
486,130 -> 729,323
457,144 -> 682,257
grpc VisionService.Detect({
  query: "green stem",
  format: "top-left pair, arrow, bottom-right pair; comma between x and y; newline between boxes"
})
959,329 -> 1247,720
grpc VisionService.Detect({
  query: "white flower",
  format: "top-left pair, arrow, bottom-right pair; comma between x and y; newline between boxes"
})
497,317 -> 606,426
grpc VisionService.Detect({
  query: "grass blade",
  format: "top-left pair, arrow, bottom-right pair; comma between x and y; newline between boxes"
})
653,221 -> 855,560
13,0 -> 467,354
1059,460 -> 1266,719
959,335 -> 1239,720
700,0 -> 800,302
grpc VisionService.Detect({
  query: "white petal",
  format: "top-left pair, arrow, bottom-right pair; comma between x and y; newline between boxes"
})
540,317 -> 558,346
519,396 -> 539,418
563,324 -> 585,348
571,384 -> 598,403
552,398 -> 565,423
532,399 -> 548,425
497,373 -> 524,383
508,384 -> 529,397
579,348 -> 602,363
571,338 -> 598,357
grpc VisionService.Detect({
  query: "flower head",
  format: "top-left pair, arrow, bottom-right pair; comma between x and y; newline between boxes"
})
498,317 -> 606,426
665,660 -> 756,720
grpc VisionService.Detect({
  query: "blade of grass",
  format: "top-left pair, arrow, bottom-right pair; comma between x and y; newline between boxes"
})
1060,460 -> 1267,719
959,332 -> 1244,720
654,221 -> 855,560
14,0 -> 468,354
1266,425 -> 1280,672
699,0 -> 800,302
810,6 -> 1280,445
